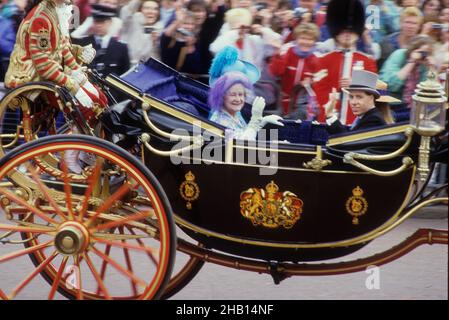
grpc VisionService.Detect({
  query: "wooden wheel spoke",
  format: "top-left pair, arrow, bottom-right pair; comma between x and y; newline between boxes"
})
79,159 -> 103,222
74,255 -> 83,300
0,240 -> 53,263
27,166 -> 68,222
91,246 -> 147,288
93,237 -> 159,260
0,288 -> 8,300
48,256 -> 69,300
83,253 -> 112,300
126,226 -> 159,266
118,227 -> 138,296
92,233 -> 151,241
87,211 -> 157,236
0,222 -> 55,235
9,251 -> 58,299
86,182 -> 132,227
0,187 -> 58,225
96,244 -> 112,295
60,160 -> 75,220
91,211 -> 152,233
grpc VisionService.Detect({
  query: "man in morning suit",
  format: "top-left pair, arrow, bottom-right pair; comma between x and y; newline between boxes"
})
324,69 -> 386,134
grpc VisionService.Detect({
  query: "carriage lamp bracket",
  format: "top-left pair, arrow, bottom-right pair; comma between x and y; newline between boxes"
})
303,146 -> 332,171
342,127 -> 415,176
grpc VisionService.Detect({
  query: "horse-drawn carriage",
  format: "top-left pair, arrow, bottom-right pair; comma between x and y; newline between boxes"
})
0,59 -> 447,299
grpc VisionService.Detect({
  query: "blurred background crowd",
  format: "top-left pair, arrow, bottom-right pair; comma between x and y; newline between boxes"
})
0,0 -> 447,115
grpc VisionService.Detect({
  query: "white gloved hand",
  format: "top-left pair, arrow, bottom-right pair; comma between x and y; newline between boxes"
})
324,87 -> 339,118
81,44 -> 96,64
260,115 -> 284,127
250,96 -> 266,120
82,80 -> 99,97
238,96 -> 268,140
75,88 -> 94,108
71,68 -> 88,86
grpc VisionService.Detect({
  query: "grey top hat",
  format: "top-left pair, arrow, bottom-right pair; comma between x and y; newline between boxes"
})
343,70 -> 380,98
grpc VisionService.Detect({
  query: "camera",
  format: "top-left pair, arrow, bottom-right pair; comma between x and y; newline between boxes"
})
144,26 -> 155,34
254,2 -> 268,11
176,28 -> 194,37
253,16 -> 263,25
418,51 -> 428,59
293,7 -> 308,19
432,23 -> 449,31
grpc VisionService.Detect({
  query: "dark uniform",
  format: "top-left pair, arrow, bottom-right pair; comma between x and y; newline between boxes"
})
71,4 -> 130,102
73,35 -> 130,78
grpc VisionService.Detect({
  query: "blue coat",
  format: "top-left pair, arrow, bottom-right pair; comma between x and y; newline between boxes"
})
0,17 -> 15,58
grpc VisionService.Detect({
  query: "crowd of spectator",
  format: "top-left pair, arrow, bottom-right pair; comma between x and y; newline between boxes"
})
0,0 -> 447,119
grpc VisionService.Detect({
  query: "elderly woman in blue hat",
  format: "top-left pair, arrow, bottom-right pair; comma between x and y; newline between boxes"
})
208,47 -> 283,140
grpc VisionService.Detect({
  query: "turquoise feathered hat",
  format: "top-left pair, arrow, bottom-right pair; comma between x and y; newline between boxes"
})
209,46 -> 260,85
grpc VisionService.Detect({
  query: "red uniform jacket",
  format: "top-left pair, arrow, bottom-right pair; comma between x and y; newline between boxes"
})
312,50 -> 377,124
269,46 -> 319,115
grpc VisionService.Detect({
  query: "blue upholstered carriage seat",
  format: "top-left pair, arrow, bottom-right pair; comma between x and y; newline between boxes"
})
121,59 -> 210,119
263,120 -> 329,145
119,58 -> 329,145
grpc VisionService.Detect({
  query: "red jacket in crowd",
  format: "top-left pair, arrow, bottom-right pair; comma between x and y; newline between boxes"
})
269,45 -> 319,115
312,50 -> 378,124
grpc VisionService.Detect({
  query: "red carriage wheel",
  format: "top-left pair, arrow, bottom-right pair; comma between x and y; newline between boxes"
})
0,134 -> 176,300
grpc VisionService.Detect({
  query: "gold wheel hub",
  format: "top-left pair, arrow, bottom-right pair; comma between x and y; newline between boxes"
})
54,222 -> 90,255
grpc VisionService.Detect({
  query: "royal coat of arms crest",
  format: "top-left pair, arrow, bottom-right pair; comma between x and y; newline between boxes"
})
240,181 -> 303,229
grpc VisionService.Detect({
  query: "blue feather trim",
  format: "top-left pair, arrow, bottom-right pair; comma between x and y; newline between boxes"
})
209,46 -> 239,79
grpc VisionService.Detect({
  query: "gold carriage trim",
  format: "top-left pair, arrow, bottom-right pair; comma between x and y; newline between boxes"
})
345,186 -> 368,225
240,181 -> 303,229
179,171 -> 200,209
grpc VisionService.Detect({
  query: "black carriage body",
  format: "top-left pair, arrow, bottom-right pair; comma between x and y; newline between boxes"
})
102,59 -> 423,262
143,138 -> 415,261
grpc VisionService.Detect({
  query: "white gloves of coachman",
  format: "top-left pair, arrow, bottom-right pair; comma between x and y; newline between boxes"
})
240,96 -> 284,140
75,88 -> 94,108
80,44 -> 96,64
71,68 -> 88,87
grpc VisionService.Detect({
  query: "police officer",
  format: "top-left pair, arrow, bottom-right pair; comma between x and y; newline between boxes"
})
73,4 -> 130,78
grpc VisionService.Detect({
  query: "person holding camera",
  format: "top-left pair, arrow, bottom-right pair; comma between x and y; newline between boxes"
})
210,7 -> 281,71
160,0 -> 225,79
268,23 -> 320,116
160,9 -> 201,72
380,34 -> 436,106
119,0 -> 163,65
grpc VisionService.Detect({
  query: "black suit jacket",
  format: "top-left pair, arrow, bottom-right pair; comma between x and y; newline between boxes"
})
72,35 -> 130,78
327,107 -> 387,135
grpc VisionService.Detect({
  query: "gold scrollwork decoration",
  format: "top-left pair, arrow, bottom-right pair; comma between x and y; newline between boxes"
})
179,171 -> 200,209
345,186 -> 368,225
240,181 -> 303,229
